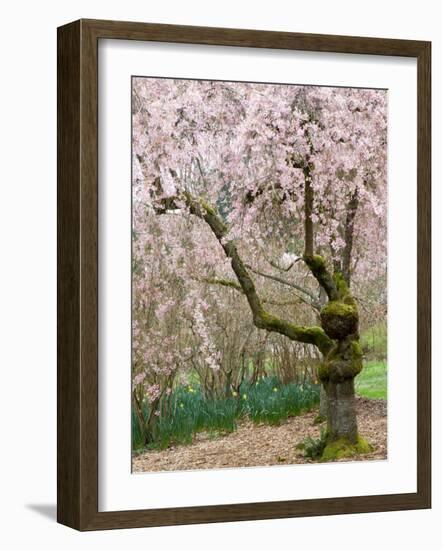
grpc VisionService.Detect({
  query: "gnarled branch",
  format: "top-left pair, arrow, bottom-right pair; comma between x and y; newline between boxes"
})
303,254 -> 339,301
156,191 -> 333,354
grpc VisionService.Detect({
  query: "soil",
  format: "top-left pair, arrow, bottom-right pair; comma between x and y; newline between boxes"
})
132,397 -> 387,473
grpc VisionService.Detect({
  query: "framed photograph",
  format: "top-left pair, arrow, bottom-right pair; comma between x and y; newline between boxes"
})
57,19 -> 431,530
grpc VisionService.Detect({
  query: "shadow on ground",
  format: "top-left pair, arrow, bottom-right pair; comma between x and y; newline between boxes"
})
26,504 -> 57,521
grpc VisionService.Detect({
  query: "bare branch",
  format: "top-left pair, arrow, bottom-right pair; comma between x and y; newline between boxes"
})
245,263 -> 320,308
198,274 -> 318,313
265,255 -> 302,273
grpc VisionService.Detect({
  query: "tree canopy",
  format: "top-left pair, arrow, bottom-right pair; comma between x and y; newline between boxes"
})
131,78 -> 387,450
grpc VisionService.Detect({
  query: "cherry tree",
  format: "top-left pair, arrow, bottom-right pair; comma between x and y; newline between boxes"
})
132,77 -> 387,458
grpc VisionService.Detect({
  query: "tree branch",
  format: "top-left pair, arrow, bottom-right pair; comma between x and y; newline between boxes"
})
244,263 -> 321,310
303,254 -> 339,301
198,275 -> 319,312
341,188 -> 359,286
265,255 -> 302,273
300,165 -> 340,301
196,276 -> 243,293
155,191 -> 333,354
303,166 -> 314,257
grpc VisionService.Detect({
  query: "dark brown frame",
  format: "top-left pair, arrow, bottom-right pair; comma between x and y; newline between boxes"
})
57,18 -> 431,531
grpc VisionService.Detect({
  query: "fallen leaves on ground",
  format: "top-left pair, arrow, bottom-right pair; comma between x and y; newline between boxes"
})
132,397 -> 387,473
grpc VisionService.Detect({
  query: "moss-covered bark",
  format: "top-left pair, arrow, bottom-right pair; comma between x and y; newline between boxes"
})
303,254 -> 339,301
315,274 -> 371,458
321,435 -> 372,461
315,384 -> 327,424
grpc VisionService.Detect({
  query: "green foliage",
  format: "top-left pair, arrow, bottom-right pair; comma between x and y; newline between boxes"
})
242,377 -> 320,426
132,406 -> 149,451
355,360 -> 387,400
360,322 -> 387,360
132,377 -> 320,451
301,429 -> 328,460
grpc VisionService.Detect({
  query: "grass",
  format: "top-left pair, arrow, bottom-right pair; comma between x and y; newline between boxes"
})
355,360 -> 387,400
357,321 -> 387,400
360,321 -> 387,360
132,377 -> 320,451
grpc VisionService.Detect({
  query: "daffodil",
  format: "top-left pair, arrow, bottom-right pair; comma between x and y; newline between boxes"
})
273,387 -> 278,392
242,394 -> 247,400
232,391 -> 238,397
179,403 -> 184,408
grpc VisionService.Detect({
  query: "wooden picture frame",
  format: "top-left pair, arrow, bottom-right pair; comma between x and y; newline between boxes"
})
57,18 -> 431,531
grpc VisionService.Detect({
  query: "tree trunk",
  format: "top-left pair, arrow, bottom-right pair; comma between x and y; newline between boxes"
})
324,378 -> 358,442
318,337 -> 373,460
317,286 -> 373,459
132,391 -> 149,446
318,384 -> 328,419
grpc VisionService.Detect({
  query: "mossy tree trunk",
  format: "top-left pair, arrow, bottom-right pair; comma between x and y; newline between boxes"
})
315,275 -> 372,457
303,253 -> 370,456
316,286 -> 329,422
319,332 -> 362,445
323,375 -> 358,442
317,384 -> 328,422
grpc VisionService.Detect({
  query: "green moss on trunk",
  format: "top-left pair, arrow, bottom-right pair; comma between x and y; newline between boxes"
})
320,300 -> 358,340
255,310 -> 333,354
303,254 -> 339,301
318,339 -> 363,383
321,435 -> 373,462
